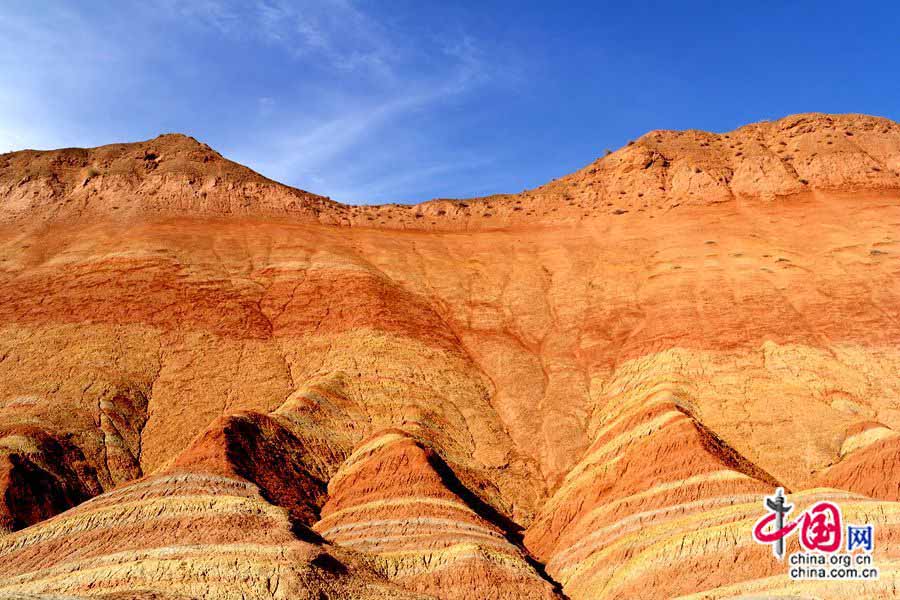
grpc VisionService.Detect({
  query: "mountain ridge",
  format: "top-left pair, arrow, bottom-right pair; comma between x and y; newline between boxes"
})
2,112 -> 899,230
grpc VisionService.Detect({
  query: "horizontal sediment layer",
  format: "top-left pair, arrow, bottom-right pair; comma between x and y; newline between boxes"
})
2,113 -> 900,598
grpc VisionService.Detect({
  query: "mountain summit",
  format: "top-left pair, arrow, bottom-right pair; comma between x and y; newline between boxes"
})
2,113 -> 899,229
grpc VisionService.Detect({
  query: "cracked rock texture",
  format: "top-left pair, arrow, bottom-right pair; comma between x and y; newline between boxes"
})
1,113 -> 900,598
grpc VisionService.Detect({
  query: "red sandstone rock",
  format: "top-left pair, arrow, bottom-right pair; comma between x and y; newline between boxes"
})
0,113 -> 900,598
314,429 -> 559,599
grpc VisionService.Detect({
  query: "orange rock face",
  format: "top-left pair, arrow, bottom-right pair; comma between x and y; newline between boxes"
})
1,113 -> 900,598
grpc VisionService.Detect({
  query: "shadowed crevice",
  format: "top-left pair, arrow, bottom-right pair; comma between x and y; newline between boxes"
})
426,451 -> 570,599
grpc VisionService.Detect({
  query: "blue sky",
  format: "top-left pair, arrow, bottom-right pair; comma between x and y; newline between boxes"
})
1,1 -> 898,204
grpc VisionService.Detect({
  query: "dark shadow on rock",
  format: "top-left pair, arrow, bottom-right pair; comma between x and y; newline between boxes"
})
426,450 -> 569,598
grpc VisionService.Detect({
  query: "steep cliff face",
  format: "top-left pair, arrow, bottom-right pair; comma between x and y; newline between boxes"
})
1,113 -> 900,599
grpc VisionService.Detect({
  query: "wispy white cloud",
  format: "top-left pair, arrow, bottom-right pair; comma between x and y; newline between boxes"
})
0,6 -> 123,151
250,75 -> 472,177
209,2 -> 516,202
164,0 -> 397,79
0,0 -> 528,203
166,0 -> 242,36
